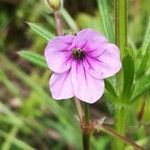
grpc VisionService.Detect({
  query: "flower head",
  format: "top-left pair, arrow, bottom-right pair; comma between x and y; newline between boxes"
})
44,29 -> 121,103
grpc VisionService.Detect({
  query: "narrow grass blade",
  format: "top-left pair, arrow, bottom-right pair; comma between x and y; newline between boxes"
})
142,17 -> 150,55
27,22 -> 54,41
0,55 -> 64,117
97,0 -> 114,42
0,129 -> 35,150
0,69 -> 20,97
18,50 -> 48,68
0,102 -> 22,126
61,8 -> 78,31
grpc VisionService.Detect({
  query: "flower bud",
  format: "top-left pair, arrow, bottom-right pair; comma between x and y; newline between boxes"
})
47,0 -> 62,11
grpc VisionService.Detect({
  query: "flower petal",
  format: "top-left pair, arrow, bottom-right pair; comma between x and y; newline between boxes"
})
44,35 -> 74,73
85,44 -> 122,79
50,70 -> 74,100
71,61 -> 104,103
72,28 -> 107,51
46,35 -> 75,51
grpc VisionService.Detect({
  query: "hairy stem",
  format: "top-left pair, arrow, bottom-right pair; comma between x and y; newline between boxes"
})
114,106 -> 128,150
74,99 -> 91,150
114,0 -> 128,149
82,102 -> 91,150
115,0 -> 128,57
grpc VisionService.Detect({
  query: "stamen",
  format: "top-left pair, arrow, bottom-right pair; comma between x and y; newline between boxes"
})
72,48 -> 85,59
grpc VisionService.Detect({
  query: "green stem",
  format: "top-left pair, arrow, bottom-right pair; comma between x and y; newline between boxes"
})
82,132 -> 90,150
82,102 -> 90,150
114,0 -> 128,149
83,102 -> 90,124
115,0 -> 128,95
114,106 -> 128,150
115,0 -> 128,57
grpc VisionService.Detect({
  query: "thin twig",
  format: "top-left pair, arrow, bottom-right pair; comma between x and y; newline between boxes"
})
94,123 -> 144,150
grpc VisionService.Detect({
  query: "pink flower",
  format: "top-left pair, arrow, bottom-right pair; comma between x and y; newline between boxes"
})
44,29 -> 121,103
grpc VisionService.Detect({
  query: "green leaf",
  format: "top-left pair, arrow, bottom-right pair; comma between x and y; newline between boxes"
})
105,80 -> 117,100
130,75 -> 150,103
97,0 -> 114,42
142,17 -> 150,55
18,51 -> 48,68
27,22 -> 54,41
122,55 -> 134,101
136,51 -> 150,77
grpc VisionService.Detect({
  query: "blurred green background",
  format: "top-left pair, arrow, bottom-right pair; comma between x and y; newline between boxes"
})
0,0 -> 150,149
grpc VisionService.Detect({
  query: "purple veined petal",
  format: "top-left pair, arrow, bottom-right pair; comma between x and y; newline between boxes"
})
71,28 -> 108,51
45,50 -> 73,73
84,43 -> 122,79
71,60 -> 104,103
44,35 -> 75,73
46,34 -> 75,51
50,70 -> 74,100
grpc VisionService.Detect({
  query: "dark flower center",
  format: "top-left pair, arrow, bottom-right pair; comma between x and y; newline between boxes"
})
72,48 -> 85,59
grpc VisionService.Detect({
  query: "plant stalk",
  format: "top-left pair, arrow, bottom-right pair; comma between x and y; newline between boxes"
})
114,0 -> 128,149
114,106 -> 128,150
47,0 -> 63,35
54,11 -> 63,35
115,0 -> 128,57
75,98 -> 84,120
82,102 -> 91,150
74,99 -> 91,150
